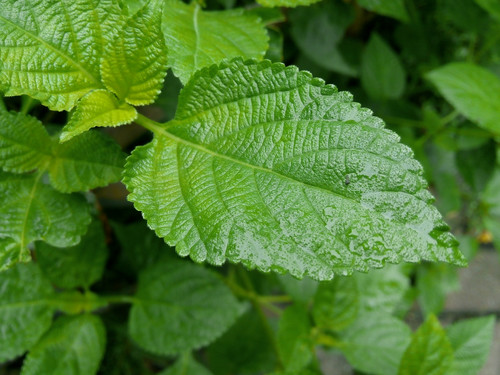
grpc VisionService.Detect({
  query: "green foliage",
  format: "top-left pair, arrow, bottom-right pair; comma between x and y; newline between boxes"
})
160,352 -> 213,375
357,0 -> 409,22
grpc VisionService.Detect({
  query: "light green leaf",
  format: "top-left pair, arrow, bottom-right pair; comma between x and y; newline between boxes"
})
21,314 -> 106,375
278,274 -> 318,304
340,312 -> 412,375
124,59 -> 465,280
277,304 -> 313,372
0,110 -> 52,173
49,129 -> 126,193
426,63 -> 500,134
61,90 -> 137,142
398,315 -> 454,375
0,0 -> 121,111
417,263 -> 459,315
482,168 -> 500,251
446,316 -> 496,375
160,352 -> 213,375
36,220 -> 108,289
475,0 -> 500,21
129,260 -> 243,355
313,276 -> 358,331
0,172 -> 91,250
361,33 -> 406,100
0,237 -> 30,271
207,310 -> 277,375
161,0 -> 268,84
101,0 -> 167,105
289,0 -> 356,75
357,0 -> 409,22
0,263 -> 55,362
257,0 -> 322,8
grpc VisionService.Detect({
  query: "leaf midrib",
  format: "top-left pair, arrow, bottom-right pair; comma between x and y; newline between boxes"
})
0,14 -> 101,86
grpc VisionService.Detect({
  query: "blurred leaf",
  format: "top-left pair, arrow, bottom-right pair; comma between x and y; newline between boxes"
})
257,0 -> 321,7
160,352 -> 213,375
21,314 -> 106,375
278,274 -> 318,304
129,260 -> 243,355
0,263 -> 55,362
340,312 -> 412,375
456,140 -> 496,193
475,0 -> 500,21
446,315 -> 496,375
357,0 -> 409,22
361,33 -> 406,100
36,220 -> 108,289
398,315 -> 453,375
277,304 -> 313,372
481,168 -> 500,253
417,263 -> 459,315
426,63 -> 500,134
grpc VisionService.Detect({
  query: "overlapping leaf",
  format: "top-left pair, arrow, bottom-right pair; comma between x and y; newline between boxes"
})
161,0 -> 268,84
257,0 -> 322,7
129,260 -> 243,355
124,58 -> 465,280
0,263 -> 55,362
21,314 -> 106,375
357,0 -> 409,22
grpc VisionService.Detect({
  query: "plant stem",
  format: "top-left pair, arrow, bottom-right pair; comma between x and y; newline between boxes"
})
134,112 -> 166,133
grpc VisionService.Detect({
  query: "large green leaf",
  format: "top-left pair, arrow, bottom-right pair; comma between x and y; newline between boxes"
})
36,220 -> 108,289
21,314 -> 106,375
357,0 -> 409,22
426,63 -> 500,134
161,0 -> 268,84
340,312 -> 412,375
361,33 -> 406,100
398,315 -> 454,375
101,0 -> 167,105
0,263 -> 55,362
0,0 -> 121,111
446,316 -> 496,375
124,59 -> 465,280
129,260 -> 243,355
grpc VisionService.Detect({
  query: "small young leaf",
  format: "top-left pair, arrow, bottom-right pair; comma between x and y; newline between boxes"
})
357,0 -> 409,22
36,220 -> 109,289
257,0 -> 322,8
0,172 -> 91,250
61,90 -> 137,142
426,63 -> 500,134
340,312 -> 412,375
49,130 -> 127,193
446,316 -> 496,375
0,263 -> 55,362
313,277 -> 359,331
0,0 -> 121,111
0,111 -> 52,173
129,260 -> 243,355
398,315 -> 454,375
161,0 -> 268,84
124,59 -> 465,280
21,314 -> 106,375
101,0 -> 168,105
277,304 -> 313,372
361,33 -> 406,100
160,352 -> 213,375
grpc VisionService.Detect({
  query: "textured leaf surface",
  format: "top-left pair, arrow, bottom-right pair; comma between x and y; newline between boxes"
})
361,33 -> 406,100
0,237 -> 29,271
0,110 -> 52,173
398,315 -> 454,375
21,314 -> 106,375
0,172 -> 91,251
257,0 -> 322,7
129,260 -> 243,355
277,304 -> 313,372
49,130 -> 126,193
426,63 -> 500,134
0,263 -> 55,362
161,1 -> 268,84
357,0 -> 409,22
446,316 -> 495,375
340,312 -> 412,375
61,90 -> 137,142
124,59 -> 465,280
101,1 -> 167,105
0,0 -> 121,111
36,220 -> 108,289
160,352 -> 213,375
